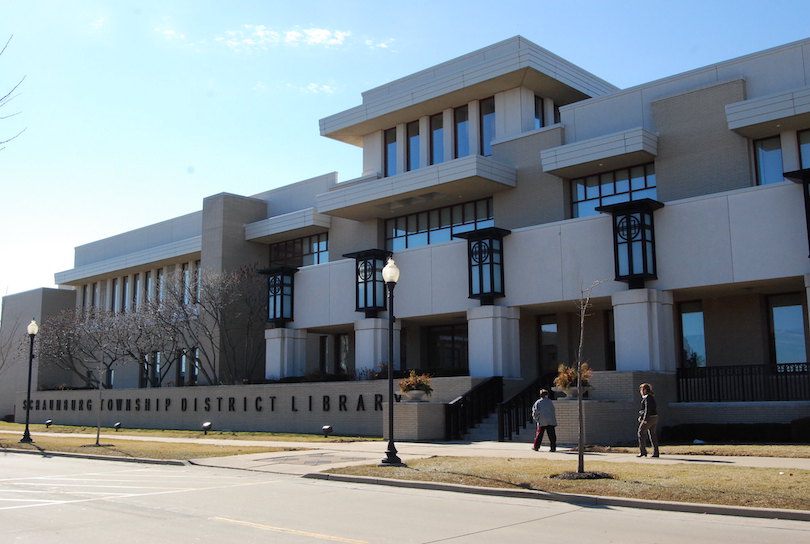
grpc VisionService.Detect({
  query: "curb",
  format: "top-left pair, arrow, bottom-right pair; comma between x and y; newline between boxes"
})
2,447 -> 187,466
303,472 -> 810,522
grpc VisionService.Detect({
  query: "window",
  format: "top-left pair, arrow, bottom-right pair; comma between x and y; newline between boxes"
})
754,136 -> 783,185
132,273 -> 141,311
81,285 -> 88,311
538,315 -> 558,382
384,127 -> 397,177
430,113 -> 444,165
156,268 -> 165,303
799,130 -> 810,168
122,276 -> 130,313
110,278 -> 118,312
571,163 -> 657,218
270,233 -> 329,267
424,324 -> 468,374
406,121 -> 420,171
144,271 -> 152,304
679,301 -> 706,367
181,263 -> 191,304
479,97 -> 495,156
194,260 -> 201,303
454,105 -> 469,158
768,294 -> 807,364
92,282 -> 99,308
385,198 -> 494,251
533,95 -> 544,130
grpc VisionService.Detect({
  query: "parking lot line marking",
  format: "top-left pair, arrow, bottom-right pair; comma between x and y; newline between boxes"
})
212,517 -> 370,543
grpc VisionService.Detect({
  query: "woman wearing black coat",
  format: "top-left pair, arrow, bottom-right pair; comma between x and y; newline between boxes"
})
637,383 -> 659,457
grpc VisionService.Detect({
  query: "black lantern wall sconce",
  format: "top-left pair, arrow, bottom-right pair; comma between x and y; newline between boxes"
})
258,266 -> 297,325
454,227 -> 511,305
343,249 -> 392,317
596,199 -> 664,289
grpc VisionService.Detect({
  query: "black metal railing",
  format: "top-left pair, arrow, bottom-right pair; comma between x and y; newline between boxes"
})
677,363 -> 810,402
496,378 -> 540,442
444,376 -> 503,440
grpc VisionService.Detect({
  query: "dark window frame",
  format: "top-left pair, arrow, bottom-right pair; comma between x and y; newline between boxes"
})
570,163 -> 657,218
384,197 -> 494,251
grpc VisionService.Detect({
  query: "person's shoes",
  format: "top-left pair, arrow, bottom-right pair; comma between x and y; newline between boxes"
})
636,453 -> 647,457
550,448 -> 556,452
651,453 -> 659,458
532,447 -> 538,451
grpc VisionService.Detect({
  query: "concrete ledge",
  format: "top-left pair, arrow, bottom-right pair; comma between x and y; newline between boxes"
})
3,447 -> 187,466
305,472 -> 810,522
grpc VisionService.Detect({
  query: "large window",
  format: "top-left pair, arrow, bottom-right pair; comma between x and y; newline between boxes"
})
799,129 -> 810,168
479,96 -> 495,157
754,136 -> 783,185
768,293 -> 807,363
424,324 -> 468,375
538,315 -> 558,384
454,105 -> 469,158
406,121 -> 420,172
571,163 -> 657,218
679,301 -> 706,367
385,198 -> 493,251
534,95 -> 544,130
270,233 -> 328,267
384,127 -> 397,177
430,113 -> 444,165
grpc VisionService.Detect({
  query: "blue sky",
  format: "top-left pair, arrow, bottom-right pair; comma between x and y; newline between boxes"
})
2,0 -> 810,304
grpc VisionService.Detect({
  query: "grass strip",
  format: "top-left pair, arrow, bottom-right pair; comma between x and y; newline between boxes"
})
327,456 -> 810,511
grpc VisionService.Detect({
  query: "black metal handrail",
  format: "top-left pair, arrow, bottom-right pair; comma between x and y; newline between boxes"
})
677,363 -> 810,402
496,378 -> 540,442
444,376 -> 503,440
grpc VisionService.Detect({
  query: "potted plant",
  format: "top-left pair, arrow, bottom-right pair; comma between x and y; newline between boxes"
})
398,370 -> 433,401
553,363 -> 592,399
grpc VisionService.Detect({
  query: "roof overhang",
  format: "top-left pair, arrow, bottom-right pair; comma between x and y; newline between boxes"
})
245,208 -> 331,245
726,86 -> 810,139
315,155 -> 517,221
541,127 -> 658,178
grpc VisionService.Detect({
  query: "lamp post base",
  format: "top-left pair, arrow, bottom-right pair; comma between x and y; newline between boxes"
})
380,441 -> 404,466
19,432 -> 32,444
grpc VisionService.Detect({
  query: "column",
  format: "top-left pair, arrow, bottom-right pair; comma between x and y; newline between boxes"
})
354,318 -> 400,376
264,328 -> 308,380
612,288 -> 676,371
466,305 -> 520,378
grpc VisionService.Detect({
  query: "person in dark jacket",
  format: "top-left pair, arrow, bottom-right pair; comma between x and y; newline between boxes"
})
531,389 -> 557,452
637,382 -> 659,457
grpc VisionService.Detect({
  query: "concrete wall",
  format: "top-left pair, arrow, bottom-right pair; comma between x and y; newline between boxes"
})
0,288 -> 75,418
653,80 -> 752,201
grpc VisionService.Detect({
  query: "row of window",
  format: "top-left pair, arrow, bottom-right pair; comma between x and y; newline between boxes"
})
570,163 -> 657,218
384,99 -> 496,177
269,233 -> 329,268
754,129 -> 810,185
384,94 -> 555,177
384,198 -> 494,251
679,293 -> 806,367
80,261 -> 200,313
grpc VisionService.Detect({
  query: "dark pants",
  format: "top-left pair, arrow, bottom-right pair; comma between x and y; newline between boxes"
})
533,425 -> 556,451
638,415 -> 659,456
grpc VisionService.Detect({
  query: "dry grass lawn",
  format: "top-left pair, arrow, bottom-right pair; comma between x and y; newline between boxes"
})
1,435 -> 296,460
329,456 -> 810,511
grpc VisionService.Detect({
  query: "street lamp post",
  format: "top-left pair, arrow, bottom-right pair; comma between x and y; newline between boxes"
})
20,319 -> 39,444
380,258 -> 402,466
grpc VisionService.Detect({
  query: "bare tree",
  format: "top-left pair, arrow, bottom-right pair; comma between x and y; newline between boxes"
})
1,35 -> 26,151
574,280 -> 603,474
152,265 -> 266,385
0,316 -> 24,377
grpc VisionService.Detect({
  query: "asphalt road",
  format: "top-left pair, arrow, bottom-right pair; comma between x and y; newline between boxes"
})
1,454 -> 808,543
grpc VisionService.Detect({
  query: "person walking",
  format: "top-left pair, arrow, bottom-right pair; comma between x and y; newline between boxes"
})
532,389 -> 557,452
637,382 -> 659,457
